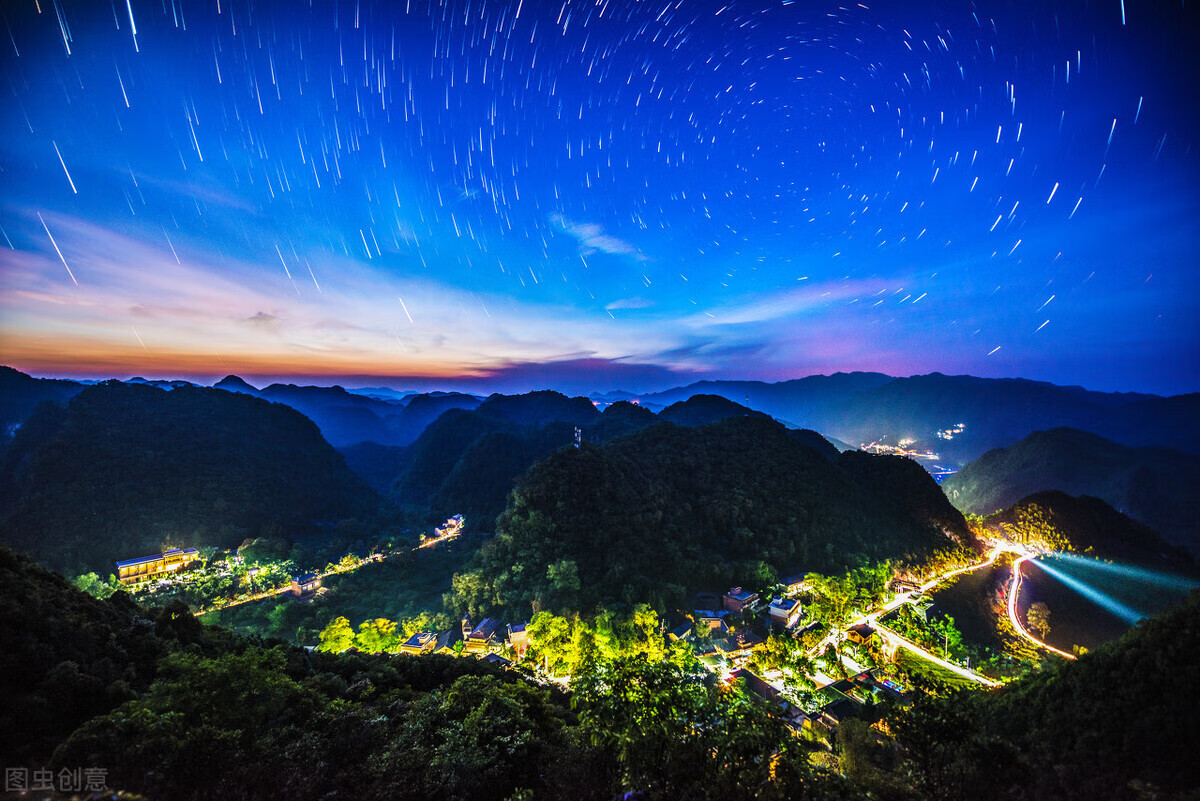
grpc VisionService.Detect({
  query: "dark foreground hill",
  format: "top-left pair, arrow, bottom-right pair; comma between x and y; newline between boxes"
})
4,541 -> 1197,801
891,589 -> 1200,801
452,415 -> 974,617
0,383 -> 377,575
944,428 -> 1200,555
0,546 -> 846,800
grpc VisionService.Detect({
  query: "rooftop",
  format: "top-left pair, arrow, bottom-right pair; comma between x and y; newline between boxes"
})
115,547 -> 199,569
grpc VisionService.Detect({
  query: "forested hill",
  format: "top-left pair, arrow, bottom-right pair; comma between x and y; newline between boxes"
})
981,491 -> 1195,574
452,415 -> 973,618
896,589 -> 1200,800
391,392 -> 783,526
0,545 -> 848,800
944,427 -> 1200,555
0,383 -> 377,575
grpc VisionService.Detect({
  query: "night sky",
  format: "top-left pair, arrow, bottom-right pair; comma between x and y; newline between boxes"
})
1,0 -> 1197,395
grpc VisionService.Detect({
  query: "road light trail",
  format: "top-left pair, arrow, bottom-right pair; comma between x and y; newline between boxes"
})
873,622 -> 1002,687
1007,554 -> 1076,660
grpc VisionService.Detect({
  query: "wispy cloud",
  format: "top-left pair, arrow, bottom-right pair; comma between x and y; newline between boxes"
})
685,280 -> 887,327
0,212 -> 679,379
605,296 -> 655,311
551,214 -> 646,260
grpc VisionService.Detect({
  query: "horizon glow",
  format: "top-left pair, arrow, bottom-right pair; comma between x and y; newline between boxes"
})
1,1 -> 1197,394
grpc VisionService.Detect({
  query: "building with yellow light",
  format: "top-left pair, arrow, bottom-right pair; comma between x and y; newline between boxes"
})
115,548 -> 200,584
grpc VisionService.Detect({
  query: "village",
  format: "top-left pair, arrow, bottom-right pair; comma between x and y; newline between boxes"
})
104,514 -> 1031,744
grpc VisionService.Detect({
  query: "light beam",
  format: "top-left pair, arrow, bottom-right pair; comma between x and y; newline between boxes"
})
1029,558 -> 1144,625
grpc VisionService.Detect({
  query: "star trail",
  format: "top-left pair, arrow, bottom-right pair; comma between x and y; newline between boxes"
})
1,0 -> 1196,393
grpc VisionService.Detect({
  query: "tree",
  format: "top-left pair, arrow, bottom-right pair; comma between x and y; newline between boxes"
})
571,658 -> 836,800
317,616 -> 356,653
73,572 -> 115,599
546,559 -> 581,593
356,618 -> 399,653
1026,602 -> 1051,638
526,611 -> 572,675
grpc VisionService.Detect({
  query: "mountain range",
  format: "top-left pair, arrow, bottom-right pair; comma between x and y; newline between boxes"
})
6,367 -> 1197,468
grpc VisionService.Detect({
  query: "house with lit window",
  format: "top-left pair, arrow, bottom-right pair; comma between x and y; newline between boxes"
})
507,622 -> 531,659
399,631 -> 438,655
780,574 -> 810,595
462,617 -> 503,654
115,548 -> 200,584
845,623 -> 877,645
290,573 -> 322,598
767,597 -> 802,628
723,586 -> 759,614
713,631 -> 765,667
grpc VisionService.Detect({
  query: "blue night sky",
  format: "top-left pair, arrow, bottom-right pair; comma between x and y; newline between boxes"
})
1,0 -> 1197,395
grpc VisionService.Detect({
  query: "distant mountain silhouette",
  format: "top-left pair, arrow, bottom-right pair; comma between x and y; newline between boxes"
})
657,393 -> 772,427
474,390 -> 600,428
640,372 -> 894,426
211,376 -> 481,447
388,390 -> 837,527
213,374 -> 259,394
0,382 -> 376,575
944,427 -> 1200,555
645,372 -> 1200,466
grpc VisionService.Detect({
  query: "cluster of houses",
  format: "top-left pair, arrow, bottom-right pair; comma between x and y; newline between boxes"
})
668,576 -> 904,734
374,572 -> 905,734
671,579 -> 807,673
391,615 -> 530,668
119,546 -> 908,734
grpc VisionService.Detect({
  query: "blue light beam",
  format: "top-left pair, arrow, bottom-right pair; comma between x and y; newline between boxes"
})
1030,558 -> 1145,625
1051,552 -> 1199,592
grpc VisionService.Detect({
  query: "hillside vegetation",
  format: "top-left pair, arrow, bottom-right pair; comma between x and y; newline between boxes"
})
392,393 -> 788,527
981,491 -> 1195,573
0,383 -> 377,575
888,589 -> 1200,801
451,415 -> 973,618
0,546 -> 846,801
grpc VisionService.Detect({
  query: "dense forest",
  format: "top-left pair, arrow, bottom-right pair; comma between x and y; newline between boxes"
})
879,590 -> 1200,801
0,546 -> 849,801
389,393 -> 777,527
450,415 -> 975,618
4,540 -> 1198,801
0,383 -> 377,575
